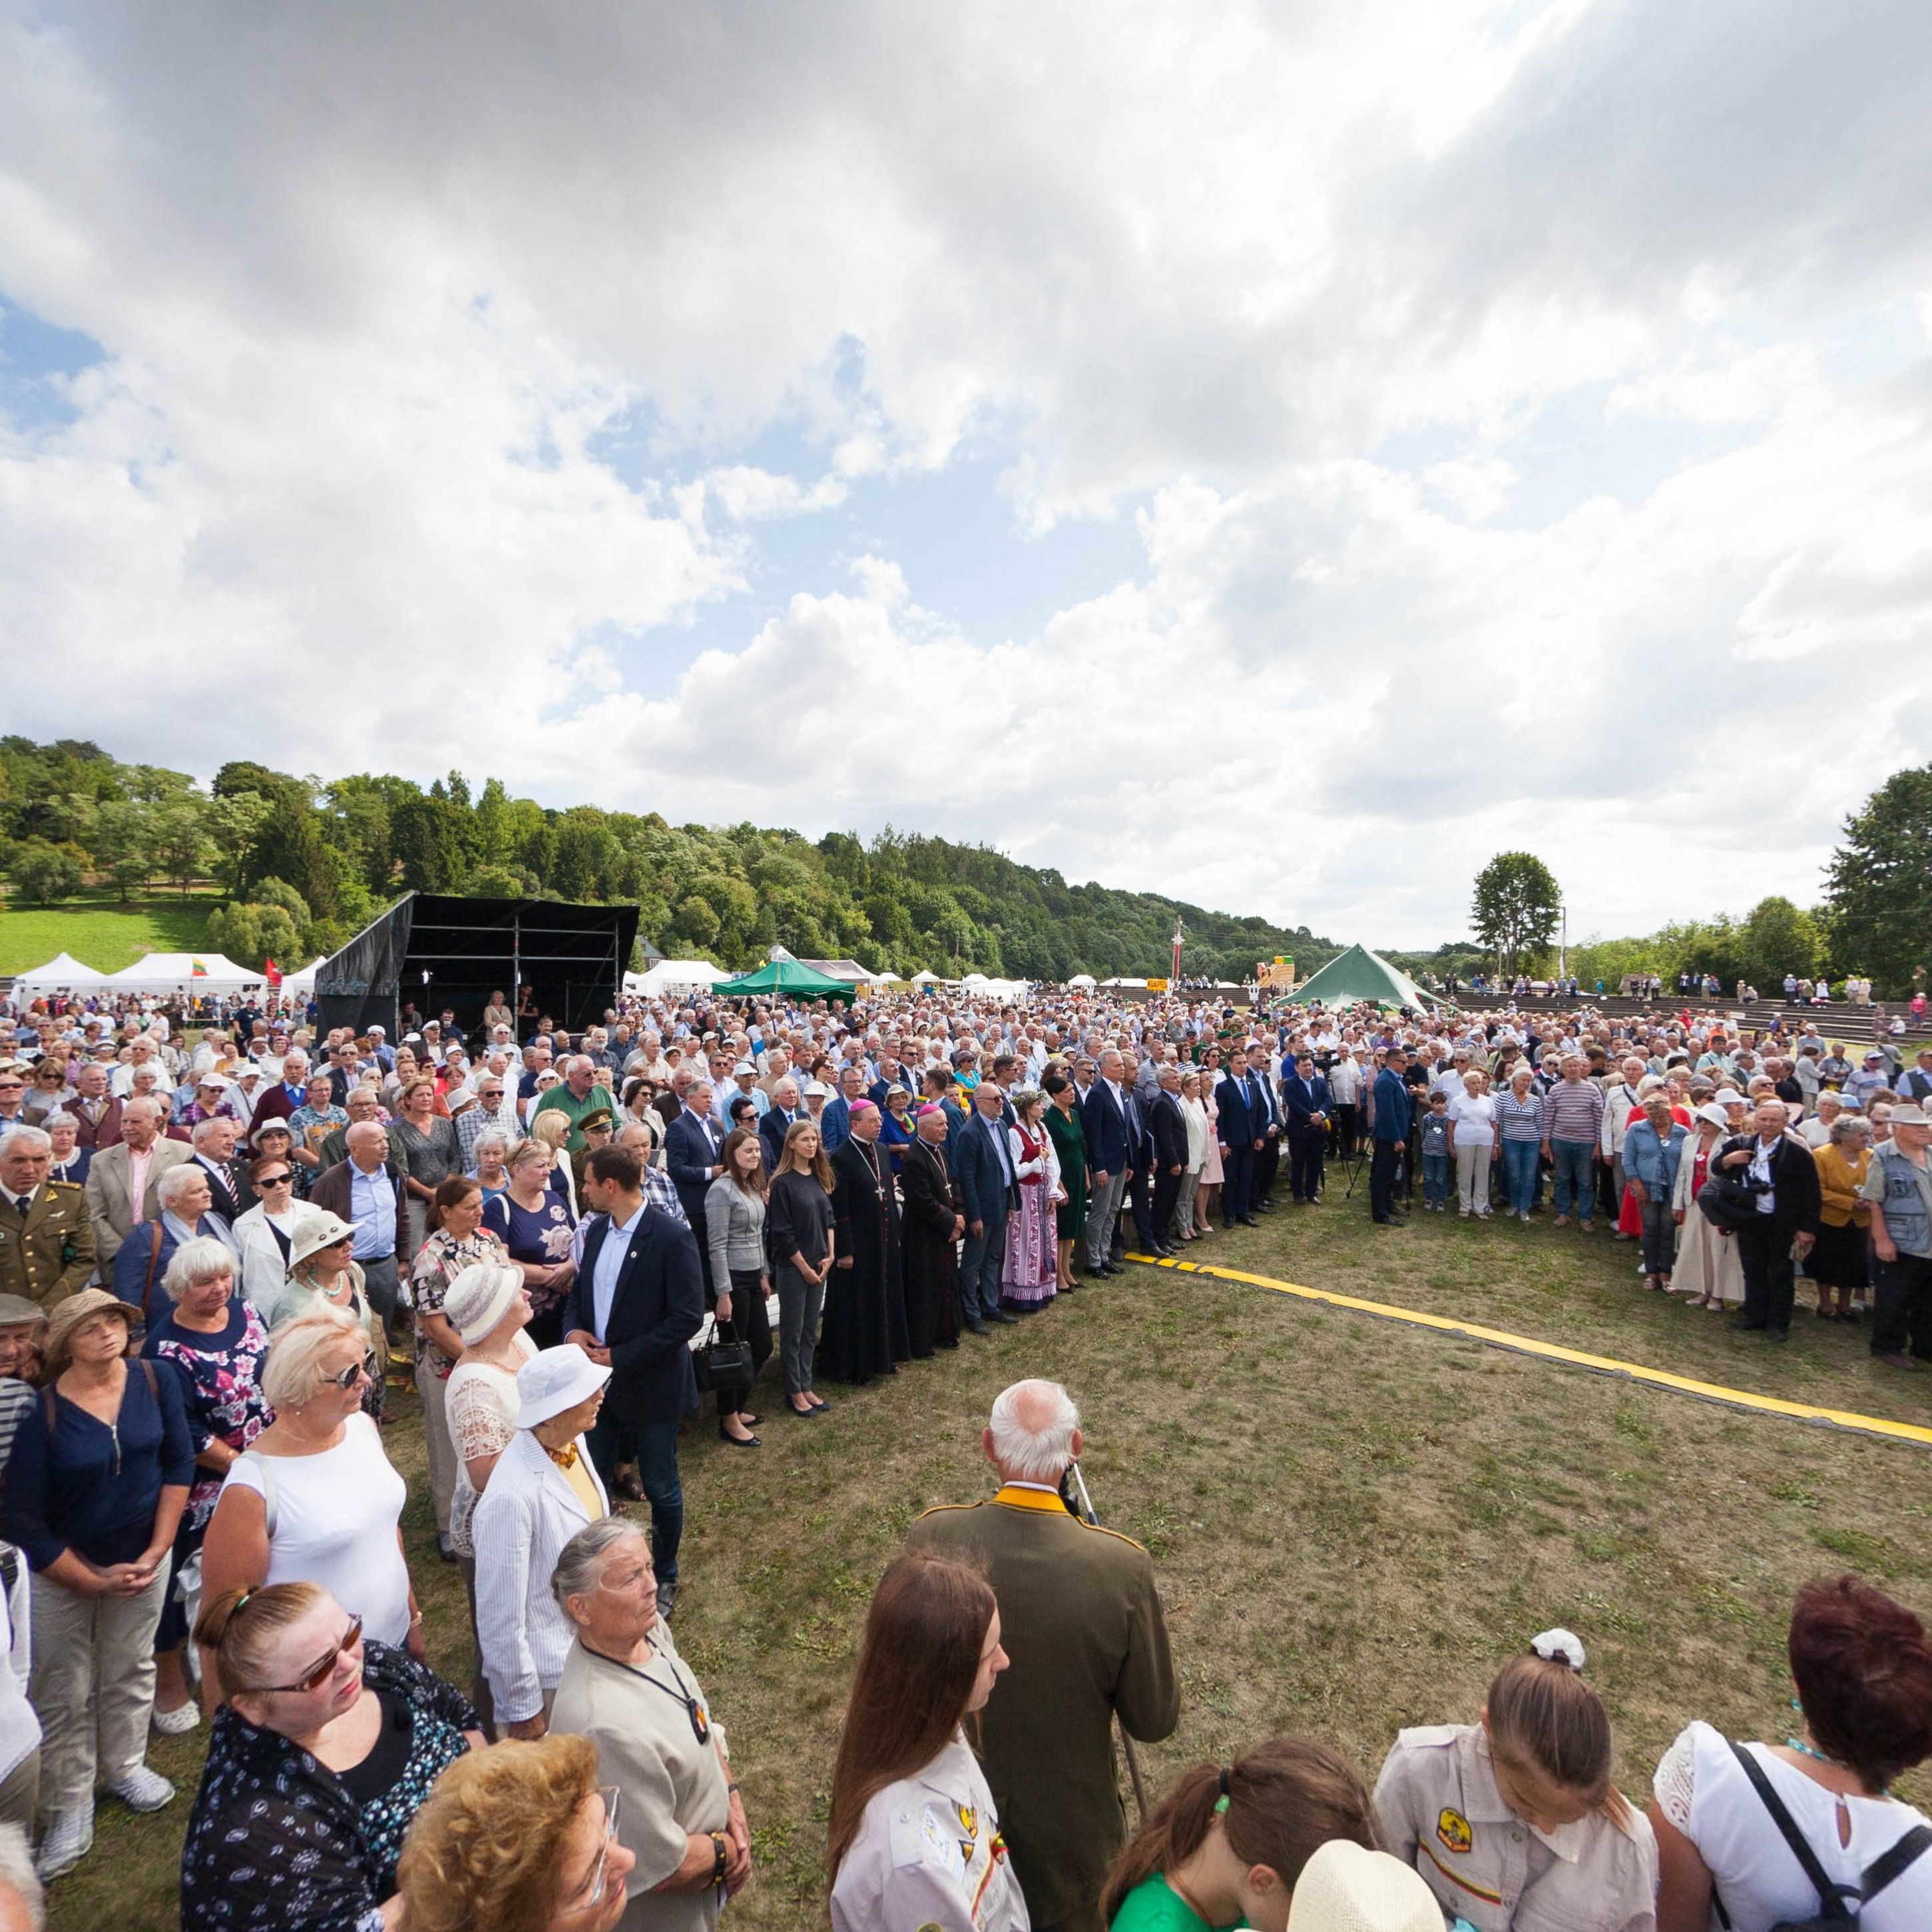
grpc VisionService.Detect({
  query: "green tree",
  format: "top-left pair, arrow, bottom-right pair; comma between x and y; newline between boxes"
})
6,839 -> 85,905
206,901 -> 304,971
1470,851 -> 1562,977
1825,762 -> 1932,996
1738,895 -> 1822,993
150,798 -> 213,898
91,798 -> 156,902
206,790 -> 272,899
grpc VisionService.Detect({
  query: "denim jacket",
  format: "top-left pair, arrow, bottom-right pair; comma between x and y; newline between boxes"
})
1622,1118 -> 1687,1198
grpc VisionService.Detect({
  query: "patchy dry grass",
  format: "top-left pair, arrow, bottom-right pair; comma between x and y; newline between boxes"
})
53,1200 -> 1932,1930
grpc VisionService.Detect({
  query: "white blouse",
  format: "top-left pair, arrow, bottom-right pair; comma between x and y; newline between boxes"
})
444,1334 -> 538,1558
1653,1721 -> 1932,1931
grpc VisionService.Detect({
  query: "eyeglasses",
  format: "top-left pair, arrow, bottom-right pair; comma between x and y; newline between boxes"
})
568,1788 -> 623,1913
328,1350 -> 377,1390
260,1615 -> 363,1694
258,1172 -> 294,1188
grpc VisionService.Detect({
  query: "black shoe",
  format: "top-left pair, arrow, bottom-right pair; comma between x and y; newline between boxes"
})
437,1533 -> 457,1564
937,1335 -> 961,1349
1151,1242 -> 1175,1259
965,1320 -> 991,1335
1730,1316 -> 1768,1331
987,1310 -> 1019,1326
1766,1328 -> 1790,1344
1239,1216 -> 1260,1227
718,1426 -> 762,1447
656,1578 -> 678,1620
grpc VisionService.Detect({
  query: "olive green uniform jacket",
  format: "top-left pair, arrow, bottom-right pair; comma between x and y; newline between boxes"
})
907,1483 -> 1179,1932
0,1180 -> 95,1309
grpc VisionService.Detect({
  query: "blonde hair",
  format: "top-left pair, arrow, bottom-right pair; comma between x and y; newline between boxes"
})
262,1302 -> 364,1410
193,1582 -> 329,1695
528,1110 -> 573,1153
396,1735 -> 600,1932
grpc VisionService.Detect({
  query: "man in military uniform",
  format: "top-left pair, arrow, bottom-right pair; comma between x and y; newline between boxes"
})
0,1124 -> 95,1310
906,1379 -> 1179,1932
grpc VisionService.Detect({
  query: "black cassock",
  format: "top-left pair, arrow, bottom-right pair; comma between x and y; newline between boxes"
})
824,1134 -> 911,1382
898,1136 -> 963,1357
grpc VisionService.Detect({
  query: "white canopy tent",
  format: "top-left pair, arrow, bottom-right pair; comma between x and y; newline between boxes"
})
624,959 -> 736,996
278,957 -> 328,995
1066,973 -> 1097,990
11,953 -> 109,996
909,969 -> 950,986
105,951 -> 262,993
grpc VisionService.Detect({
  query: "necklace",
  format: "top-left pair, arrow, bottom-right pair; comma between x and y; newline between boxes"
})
543,1439 -> 581,1471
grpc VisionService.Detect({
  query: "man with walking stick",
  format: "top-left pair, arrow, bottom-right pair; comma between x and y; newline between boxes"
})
907,1379 -> 1180,1932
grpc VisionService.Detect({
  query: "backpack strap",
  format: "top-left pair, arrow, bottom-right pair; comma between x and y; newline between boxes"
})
1860,1821 -> 1932,1903
1725,1739 -> 1853,1921
140,1220 -> 164,1321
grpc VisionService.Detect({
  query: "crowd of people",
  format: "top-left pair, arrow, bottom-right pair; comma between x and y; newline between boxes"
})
0,971 -> 1927,1927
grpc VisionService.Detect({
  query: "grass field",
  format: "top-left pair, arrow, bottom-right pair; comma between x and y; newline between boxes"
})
49,1193 -> 1932,1931
0,895 -> 216,977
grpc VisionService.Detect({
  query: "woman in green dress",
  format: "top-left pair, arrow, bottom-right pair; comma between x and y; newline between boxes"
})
1043,1069 -> 1088,1292
1102,1738 -> 1378,1931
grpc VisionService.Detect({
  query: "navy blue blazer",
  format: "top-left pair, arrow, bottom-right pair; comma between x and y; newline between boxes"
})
1148,1090 -> 1188,1168
758,1104 -> 800,1176
954,1111 -> 1019,1224
563,1206 -> 704,1424
820,1095 -> 852,1154
1215,1073 -> 1262,1148
1081,1079 -> 1132,1176
1281,1073 -> 1333,1138
1371,1067 -> 1413,1143
664,1108 -> 725,1226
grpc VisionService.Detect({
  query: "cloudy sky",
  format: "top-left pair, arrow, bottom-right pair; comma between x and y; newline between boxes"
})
3,1 -> 1930,947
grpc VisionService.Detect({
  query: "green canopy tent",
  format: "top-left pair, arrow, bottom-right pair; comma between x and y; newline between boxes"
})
714,958 -> 857,1001
1280,943 -> 1443,1011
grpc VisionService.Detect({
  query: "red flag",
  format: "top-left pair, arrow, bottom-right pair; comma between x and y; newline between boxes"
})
264,959 -> 283,987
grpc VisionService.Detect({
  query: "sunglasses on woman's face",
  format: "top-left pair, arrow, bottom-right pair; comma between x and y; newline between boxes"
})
262,1616 -> 363,1694
328,1350 -> 377,1391
258,1172 -> 294,1188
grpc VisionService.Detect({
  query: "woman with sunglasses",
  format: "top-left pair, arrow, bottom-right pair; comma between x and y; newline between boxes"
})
267,1209 -> 390,1420
141,1235 -> 274,1737
180,1580 -> 481,1932
397,1734 -> 634,1932
198,1305 -> 425,1709
549,1519 -> 751,1928
232,1150 -> 310,1306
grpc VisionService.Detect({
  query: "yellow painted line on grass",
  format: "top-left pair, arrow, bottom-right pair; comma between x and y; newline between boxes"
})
1122,1252 -> 1932,1451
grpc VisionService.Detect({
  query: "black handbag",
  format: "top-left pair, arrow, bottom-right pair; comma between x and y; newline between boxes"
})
692,1316 -> 754,1395
1698,1168 -> 1764,1230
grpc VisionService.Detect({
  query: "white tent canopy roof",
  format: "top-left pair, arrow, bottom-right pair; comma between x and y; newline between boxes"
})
624,959 -> 736,995
1066,973 -> 1097,989
278,957 -> 328,993
105,951 -> 262,992
11,952 -> 109,993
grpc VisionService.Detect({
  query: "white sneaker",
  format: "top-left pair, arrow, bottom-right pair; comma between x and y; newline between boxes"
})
106,1765 -> 176,1813
152,1700 -> 200,1736
36,1805 -> 93,1879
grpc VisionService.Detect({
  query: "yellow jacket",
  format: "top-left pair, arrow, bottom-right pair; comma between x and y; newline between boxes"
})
1813,1144 -> 1871,1228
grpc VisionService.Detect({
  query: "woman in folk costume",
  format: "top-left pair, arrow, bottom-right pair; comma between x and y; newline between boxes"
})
999,1089 -> 1062,1314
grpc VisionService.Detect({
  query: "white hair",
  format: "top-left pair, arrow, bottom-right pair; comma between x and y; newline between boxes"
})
0,1822 -> 45,1929
162,1236 -> 236,1301
0,1126 -> 51,1159
156,1163 -> 208,1210
38,1110 -> 78,1134
988,1379 -> 1081,1483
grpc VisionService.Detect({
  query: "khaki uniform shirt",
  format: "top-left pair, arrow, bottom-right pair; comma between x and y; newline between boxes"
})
0,1181 -> 94,1308
906,1484 -> 1179,1931
1373,1724 -> 1656,1932
830,1734 -> 1031,1932
550,1621 -> 729,1932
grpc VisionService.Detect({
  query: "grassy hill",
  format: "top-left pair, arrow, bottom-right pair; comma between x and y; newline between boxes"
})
0,891 -> 215,976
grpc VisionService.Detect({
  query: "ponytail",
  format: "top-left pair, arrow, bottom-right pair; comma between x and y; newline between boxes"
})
1486,1630 -> 1634,1833
193,1580 -> 328,1695
1101,1739 -> 1377,1923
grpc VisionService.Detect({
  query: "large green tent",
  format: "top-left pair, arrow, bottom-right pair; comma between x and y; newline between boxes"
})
1280,943 -> 1441,1011
715,958 -> 856,999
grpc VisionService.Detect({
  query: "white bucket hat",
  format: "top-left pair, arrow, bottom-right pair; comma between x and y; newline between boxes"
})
1286,1841 -> 1439,1932
515,1344 -> 611,1430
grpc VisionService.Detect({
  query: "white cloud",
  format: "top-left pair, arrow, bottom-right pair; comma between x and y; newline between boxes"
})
2,1 -> 1931,943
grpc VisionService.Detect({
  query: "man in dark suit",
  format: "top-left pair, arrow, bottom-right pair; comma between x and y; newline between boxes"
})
954,1083 -> 1021,1331
1119,1062 -> 1156,1257
1146,1065 -> 1188,1257
308,1121 -> 408,1326
1079,1050 -> 1133,1274
1716,1099 -> 1821,1342
1280,1051 -> 1332,1204
1369,1047 -> 1412,1226
565,1142 -> 704,1616
1214,1065 -> 1261,1228
1243,1044 -> 1283,1213
188,1116 -> 250,1222
664,1078 -> 727,1299
758,1076 -> 802,1175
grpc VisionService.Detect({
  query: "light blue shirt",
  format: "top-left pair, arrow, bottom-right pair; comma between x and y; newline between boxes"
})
350,1161 -> 397,1260
590,1200 -> 645,1343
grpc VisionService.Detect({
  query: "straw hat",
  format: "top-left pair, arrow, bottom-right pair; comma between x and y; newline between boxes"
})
45,1288 -> 136,1365
1286,1841 -> 1439,1932
446,1264 -> 523,1347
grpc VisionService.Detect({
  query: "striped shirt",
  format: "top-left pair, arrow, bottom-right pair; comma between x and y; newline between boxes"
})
1493,1092 -> 1547,1142
1543,1079 -> 1605,1143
